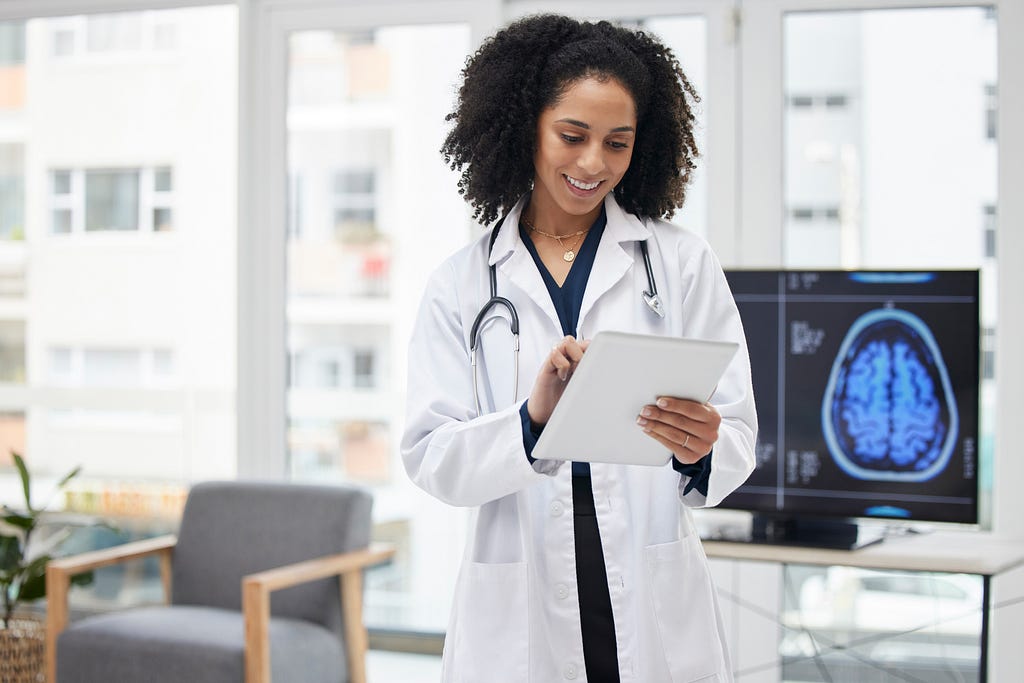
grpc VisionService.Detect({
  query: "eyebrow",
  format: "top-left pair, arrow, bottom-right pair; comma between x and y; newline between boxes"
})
556,118 -> 635,134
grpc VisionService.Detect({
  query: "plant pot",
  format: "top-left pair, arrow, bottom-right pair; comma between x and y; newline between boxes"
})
0,615 -> 46,683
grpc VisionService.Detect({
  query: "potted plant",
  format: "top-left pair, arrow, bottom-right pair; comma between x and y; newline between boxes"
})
1,453 -> 92,683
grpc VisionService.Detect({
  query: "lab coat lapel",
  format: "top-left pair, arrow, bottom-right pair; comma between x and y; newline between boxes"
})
578,195 -> 652,334
490,198 -> 563,336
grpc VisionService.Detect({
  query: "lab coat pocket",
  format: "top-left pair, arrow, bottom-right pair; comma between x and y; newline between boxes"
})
451,561 -> 530,683
645,537 -> 726,683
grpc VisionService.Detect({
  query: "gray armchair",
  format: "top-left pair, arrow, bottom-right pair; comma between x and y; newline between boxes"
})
46,481 -> 394,683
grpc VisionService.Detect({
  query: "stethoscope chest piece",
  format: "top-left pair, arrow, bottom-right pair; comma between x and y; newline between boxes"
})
643,291 -> 665,318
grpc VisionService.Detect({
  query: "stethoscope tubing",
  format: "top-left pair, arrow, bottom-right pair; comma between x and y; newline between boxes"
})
469,221 -> 662,415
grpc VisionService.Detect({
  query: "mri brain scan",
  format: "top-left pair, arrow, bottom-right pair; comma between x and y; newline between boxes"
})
822,308 -> 958,482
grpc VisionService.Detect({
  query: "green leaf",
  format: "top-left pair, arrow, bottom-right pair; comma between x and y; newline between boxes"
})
2,513 -> 33,531
12,452 -> 32,513
0,536 -> 19,573
16,570 -> 46,602
56,466 -> 82,490
70,571 -> 94,588
20,554 -> 49,577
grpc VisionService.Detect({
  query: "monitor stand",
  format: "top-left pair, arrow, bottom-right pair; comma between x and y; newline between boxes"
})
748,514 -> 886,550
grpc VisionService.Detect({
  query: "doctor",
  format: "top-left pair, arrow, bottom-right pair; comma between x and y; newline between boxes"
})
402,14 -> 757,683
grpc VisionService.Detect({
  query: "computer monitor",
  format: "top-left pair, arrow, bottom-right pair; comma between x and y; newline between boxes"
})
722,270 -> 980,548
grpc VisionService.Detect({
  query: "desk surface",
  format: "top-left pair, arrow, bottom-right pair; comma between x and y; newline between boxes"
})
703,531 -> 1024,576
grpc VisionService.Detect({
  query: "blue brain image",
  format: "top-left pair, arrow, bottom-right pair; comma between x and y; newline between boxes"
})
821,309 -> 958,482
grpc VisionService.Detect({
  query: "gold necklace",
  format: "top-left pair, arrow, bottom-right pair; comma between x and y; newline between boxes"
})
521,216 -> 589,262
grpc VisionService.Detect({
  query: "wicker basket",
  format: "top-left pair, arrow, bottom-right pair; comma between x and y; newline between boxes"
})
0,616 -> 46,683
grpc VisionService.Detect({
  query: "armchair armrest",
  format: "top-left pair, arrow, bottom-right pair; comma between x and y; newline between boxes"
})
242,542 -> 396,683
46,534 -> 177,683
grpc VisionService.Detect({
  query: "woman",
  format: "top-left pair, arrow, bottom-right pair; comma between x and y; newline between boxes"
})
402,14 -> 756,683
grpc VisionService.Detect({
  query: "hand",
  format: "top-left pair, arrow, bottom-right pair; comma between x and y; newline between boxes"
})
527,336 -> 589,427
636,397 -> 721,465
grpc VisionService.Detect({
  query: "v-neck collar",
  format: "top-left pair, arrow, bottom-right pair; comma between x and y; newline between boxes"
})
519,208 -> 606,337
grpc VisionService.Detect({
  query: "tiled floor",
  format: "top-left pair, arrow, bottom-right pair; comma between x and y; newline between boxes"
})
367,650 -> 442,682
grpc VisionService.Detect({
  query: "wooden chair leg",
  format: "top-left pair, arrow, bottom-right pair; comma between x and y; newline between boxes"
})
340,571 -> 368,683
243,580 -> 271,683
46,566 -> 70,683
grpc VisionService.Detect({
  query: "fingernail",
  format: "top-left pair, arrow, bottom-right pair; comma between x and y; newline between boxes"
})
657,398 -> 668,408
641,407 -> 652,417
636,416 -> 647,426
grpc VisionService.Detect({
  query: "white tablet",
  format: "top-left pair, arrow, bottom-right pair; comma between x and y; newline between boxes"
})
532,331 -> 739,466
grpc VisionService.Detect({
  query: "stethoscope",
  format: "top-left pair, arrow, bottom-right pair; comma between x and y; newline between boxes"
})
469,221 -> 664,415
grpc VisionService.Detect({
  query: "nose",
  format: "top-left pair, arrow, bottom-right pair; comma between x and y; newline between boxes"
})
577,143 -> 606,177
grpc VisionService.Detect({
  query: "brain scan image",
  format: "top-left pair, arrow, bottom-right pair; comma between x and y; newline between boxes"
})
821,308 -> 959,482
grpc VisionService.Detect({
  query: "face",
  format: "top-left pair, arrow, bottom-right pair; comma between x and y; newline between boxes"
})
530,76 -> 637,229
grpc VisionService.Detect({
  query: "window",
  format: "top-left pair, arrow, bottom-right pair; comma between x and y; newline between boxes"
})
0,8 -> 237,613
286,22 -> 471,633
49,11 -> 179,58
984,204 -> 996,258
788,206 -> 840,222
50,167 -> 174,234
0,21 -> 25,65
0,322 -> 26,383
82,348 -> 142,387
87,13 -> 144,53
0,145 -> 24,239
153,166 -> 174,231
332,168 -> 377,242
48,346 -> 178,388
85,170 -> 139,232
985,83 -> 997,140
825,94 -> 848,108
353,349 -> 375,389
784,8 -> 996,269
788,94 -> 850,110
982,327 -> 996,380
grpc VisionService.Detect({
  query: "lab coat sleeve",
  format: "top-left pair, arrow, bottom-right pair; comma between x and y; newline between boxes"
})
401,261 -> 563,508
676,245 -> 758,508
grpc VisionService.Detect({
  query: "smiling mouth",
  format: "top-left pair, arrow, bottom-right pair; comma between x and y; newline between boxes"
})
563,174 -> 602,192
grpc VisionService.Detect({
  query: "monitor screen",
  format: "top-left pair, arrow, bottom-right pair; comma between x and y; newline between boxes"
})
722,270 -> 979,525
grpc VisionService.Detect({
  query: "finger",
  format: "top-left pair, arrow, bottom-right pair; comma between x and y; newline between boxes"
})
549,347 -> 572,381
641,426 -> 705,465
637,416 -> 699,451
563,338 -> 586,363
638,406 -> 717,444
653,397 -> 722,427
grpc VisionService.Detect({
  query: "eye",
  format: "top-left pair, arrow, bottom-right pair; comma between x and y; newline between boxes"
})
608,141 -> 630,150
560,134 -> 584,144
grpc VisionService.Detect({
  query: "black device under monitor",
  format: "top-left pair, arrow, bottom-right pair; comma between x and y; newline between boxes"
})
721,270 -> 980,550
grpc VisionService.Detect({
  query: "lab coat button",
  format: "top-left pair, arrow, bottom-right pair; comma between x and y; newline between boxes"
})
555,583 -> 569,600
550,501 -> 564,517
563,663 -> 578,680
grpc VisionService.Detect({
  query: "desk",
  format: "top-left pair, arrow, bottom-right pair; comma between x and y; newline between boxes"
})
700,531 -> 1024,682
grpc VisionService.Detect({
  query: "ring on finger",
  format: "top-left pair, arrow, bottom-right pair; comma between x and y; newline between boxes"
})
682,433 -> 691,450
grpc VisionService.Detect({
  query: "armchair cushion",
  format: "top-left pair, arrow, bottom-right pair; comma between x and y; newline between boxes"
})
56,605 -> 345,683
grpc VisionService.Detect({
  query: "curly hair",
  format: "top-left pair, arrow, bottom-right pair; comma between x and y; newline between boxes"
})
441,14 -> 701,225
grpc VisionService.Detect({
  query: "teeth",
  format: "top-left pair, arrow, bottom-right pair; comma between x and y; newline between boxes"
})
565,175 -> 600,191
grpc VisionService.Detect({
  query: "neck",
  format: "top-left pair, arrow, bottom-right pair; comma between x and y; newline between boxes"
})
523,195 -> 602,237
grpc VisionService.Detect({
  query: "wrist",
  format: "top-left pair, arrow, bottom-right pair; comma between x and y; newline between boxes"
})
526,400 -> 548,430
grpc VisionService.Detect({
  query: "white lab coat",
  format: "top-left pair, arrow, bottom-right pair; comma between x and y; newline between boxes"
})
402,194 -> 757,683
